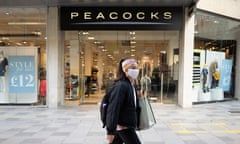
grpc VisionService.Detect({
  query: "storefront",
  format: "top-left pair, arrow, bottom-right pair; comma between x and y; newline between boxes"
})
0,0 -> 239,108
61,6 -> 183,105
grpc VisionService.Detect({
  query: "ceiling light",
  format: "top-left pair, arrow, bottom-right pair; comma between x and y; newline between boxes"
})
22,40 -> 27,44
88,36 -> 95,40
2,37 -> 9,40
130,41 -> 136,44
8,22 -> 46,25
98,45 -> 104,49
82,32 -> 89,35
32,31 -> 42,36
131,36 -> 136,40
16,42 -> 22,46
160,51 -> 166,54
94,41 -> 101,44
129,31 -> 135,35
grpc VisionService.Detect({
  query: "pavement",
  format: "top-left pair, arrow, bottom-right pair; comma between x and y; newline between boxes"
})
0,100 -> 240,144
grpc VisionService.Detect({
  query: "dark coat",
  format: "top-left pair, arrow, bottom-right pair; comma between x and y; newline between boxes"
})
106,79 -> 139,133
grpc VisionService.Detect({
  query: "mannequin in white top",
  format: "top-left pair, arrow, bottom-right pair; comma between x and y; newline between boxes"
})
0,50 -> 8,92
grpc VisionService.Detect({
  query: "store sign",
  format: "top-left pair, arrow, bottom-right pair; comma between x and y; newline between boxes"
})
60,7 -> 183,30
8,56 -> 35,93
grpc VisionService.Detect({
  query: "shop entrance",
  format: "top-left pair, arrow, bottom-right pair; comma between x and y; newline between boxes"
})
64,31 -> 180,106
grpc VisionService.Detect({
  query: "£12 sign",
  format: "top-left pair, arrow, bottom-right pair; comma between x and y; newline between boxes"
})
8,56 -> 36,93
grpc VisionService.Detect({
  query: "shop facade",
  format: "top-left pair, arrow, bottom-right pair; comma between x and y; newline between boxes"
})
0,0 -> 239,108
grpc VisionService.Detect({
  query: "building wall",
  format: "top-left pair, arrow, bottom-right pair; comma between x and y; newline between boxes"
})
197,0 -> 240,20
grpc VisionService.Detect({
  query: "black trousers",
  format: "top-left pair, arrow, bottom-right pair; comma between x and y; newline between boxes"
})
110,128 -> 141,144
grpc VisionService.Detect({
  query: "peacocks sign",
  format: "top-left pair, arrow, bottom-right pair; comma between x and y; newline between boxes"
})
60,7 -> 183,30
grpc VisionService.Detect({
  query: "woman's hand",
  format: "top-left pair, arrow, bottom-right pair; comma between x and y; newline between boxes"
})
137,90 -> 143,98
106,134 -> 115,143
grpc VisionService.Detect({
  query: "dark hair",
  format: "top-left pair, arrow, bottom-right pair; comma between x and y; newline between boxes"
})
115,59 -> 127,81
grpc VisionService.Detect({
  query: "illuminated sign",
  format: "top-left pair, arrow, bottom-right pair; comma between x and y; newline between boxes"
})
60,7 -> 183,30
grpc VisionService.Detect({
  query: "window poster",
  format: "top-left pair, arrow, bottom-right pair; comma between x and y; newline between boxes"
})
8,56 -> 36,93
219,59 -> 232,92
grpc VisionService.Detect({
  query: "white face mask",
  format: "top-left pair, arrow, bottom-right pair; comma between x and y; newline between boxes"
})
127,69 -> 139,79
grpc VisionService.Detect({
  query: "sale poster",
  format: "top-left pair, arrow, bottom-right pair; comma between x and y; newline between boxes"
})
8,56 -> 36,93
219,59 -> 233,92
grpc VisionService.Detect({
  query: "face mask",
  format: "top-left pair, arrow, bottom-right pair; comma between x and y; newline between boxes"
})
127,69 -> 139,79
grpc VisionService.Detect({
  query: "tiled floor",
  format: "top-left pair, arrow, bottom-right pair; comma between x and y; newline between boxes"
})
0,100 -> 240,144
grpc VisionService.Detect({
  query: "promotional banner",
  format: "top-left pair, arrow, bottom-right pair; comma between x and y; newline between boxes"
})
8,56 -> 36,93
219,59 -> 232,92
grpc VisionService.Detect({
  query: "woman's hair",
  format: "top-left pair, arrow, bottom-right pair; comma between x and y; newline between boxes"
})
115,59 -> 128,81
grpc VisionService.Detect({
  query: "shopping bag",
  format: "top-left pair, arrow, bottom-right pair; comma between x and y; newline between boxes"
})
138,96 -> 156,130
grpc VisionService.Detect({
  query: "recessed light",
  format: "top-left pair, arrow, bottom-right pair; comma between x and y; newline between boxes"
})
8,22 -> 46,25
88,36 -> 95,40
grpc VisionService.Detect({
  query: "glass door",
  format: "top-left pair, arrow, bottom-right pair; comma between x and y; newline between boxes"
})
64,30 -> 180,105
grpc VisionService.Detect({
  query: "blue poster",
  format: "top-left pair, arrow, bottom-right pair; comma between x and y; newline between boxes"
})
8,56 -> 36,93
219,59 -> 232,92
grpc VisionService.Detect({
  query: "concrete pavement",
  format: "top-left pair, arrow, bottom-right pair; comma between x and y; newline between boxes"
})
0,100 -> 240,144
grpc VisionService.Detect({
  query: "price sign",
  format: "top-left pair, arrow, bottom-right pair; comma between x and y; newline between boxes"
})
219,59 -> 232,92
8,56 -> 36,93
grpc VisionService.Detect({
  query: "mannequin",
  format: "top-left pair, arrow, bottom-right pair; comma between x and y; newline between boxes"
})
140,73 -> 151,96
210,61 -> 218,89
201,64 -> 209,93
0,50 -> 8,92
212,68 -> 220,88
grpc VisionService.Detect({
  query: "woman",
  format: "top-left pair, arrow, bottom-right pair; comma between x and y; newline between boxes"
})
106,58 -> 141,144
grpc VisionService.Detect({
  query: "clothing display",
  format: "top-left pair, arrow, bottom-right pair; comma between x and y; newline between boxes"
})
201,65 -> 209,93
0,57 -> 8,76
140,75 -> 151,92
39,80 -> 47,96
0,52 -> 7,92
212,70 -> 220,88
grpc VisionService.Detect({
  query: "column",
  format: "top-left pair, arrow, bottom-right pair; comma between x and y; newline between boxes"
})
69,40 -> 80,100
46,7 -> 65,108
178,8 -> 195,108
70,40 -> 80,75
235,32 -> 240,99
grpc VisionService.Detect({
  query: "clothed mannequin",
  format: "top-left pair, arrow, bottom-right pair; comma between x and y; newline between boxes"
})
201,64 -> 209,93
210,61 -> 218,89
140,74 -> 151,96
0,50 -> 8,92
212,68 -> 220,88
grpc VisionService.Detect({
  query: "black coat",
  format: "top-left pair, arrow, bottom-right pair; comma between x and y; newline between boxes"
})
106,79 -> 139,133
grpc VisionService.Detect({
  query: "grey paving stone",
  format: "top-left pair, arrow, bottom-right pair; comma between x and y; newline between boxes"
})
0,101 -> 240,144
184,140 -> 208,144
20,138 -> 45,144
51,132 -> 70,136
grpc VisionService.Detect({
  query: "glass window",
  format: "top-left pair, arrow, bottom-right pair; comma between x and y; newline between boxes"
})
64,30 -> 180,105
0,8 -> 47,105
193,11 -> 239,102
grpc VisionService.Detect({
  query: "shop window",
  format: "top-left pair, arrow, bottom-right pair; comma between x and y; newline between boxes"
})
193,11 -> 239,102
